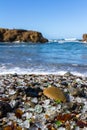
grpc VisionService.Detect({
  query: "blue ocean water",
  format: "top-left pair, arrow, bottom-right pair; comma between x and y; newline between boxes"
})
0,41 -> 87,76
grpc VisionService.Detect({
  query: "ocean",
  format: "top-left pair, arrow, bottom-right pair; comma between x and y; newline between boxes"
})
0,41 -> 87,76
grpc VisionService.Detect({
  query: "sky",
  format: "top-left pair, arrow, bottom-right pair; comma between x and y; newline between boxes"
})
0,0 -> 87,39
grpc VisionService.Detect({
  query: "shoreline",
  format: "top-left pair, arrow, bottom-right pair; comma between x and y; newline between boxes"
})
0,73 -> 87,129
0,72 -> 87,77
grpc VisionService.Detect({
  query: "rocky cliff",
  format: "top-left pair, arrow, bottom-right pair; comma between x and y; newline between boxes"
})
0,28 -> 48,43
83,34 -> 87,42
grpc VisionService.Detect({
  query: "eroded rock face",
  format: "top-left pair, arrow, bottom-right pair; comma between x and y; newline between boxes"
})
83,34 -> 87,42
0,28 -> 48,43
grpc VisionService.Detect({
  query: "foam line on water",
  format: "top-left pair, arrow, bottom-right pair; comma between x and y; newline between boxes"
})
0,66 -> 87,77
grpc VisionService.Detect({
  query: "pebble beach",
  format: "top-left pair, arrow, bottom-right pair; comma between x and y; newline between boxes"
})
0,1 -> 87,130
0,73 -> 87,130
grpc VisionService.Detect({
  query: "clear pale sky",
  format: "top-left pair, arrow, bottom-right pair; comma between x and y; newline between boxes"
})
0,0 -> 87,39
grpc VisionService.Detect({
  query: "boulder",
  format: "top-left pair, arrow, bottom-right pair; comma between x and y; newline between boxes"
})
0,28 -> 48,43
83,34 -> 87,42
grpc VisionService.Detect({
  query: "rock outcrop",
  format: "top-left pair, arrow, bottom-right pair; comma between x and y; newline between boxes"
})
83,34 -> 87,42
0,28 -> 48,43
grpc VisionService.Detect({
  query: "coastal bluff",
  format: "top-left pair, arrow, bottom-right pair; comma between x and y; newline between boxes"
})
83,34 -> 87,42
0,28 -> 48,43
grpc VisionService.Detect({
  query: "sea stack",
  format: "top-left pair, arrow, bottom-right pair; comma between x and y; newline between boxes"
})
83,34 -> 87,42
0,28 -> 48,43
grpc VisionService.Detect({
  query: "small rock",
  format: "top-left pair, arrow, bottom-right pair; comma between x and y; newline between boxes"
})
77,120 -> 87,128
61,81 -> 68,86
35,105 -> 43,113
43,86 -> 66,102
31,98 -> 38,103
68,87 -> 78,96
56,113 -> 76,123
15,109 -> 23,118
75,126 -> 80,130
22,120 -> 30,128
0,101 -> 12,118
76,97 -> 82,103
9,89 -> 16,95
22,112 -> 32,119
3,126 -> 12,130
58,127 -> 66,130
25,87 -> 42,97
67,103 -> 77,111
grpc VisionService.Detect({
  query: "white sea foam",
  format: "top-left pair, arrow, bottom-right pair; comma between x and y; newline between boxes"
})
57,39 -> 80,44
49,38 -> 79,43
64,38 -> 77,41
0,44 -> 28,48
0,66 -> 87,77
71,64 -> 78,66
